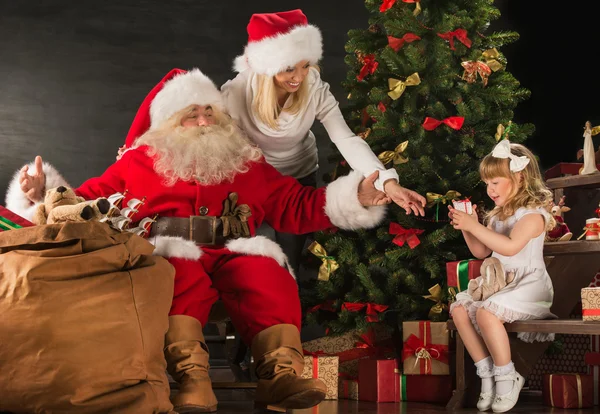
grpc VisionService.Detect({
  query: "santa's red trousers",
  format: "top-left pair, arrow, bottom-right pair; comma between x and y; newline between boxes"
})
167,248 -> 301,345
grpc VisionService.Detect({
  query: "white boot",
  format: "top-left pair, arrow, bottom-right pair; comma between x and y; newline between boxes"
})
477,382 -> 495,412
491,371 -> 524,413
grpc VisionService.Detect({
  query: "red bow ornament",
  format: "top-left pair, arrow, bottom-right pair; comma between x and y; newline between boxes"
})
342,302 -> 389,322
307,300 -> 336,314
389,223 -> 424,249
422,116 -> 465,131
357,54 -> 379,81
437,28 -> 472,50
387,33 -> 421,52
402,333 -> 449,375
380,0 -> 396,12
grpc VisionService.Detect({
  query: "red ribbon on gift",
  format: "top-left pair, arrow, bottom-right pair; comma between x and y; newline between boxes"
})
387,33 -> 421,52
389,222 -> 424,249
357,54 -> 379,81
342,302 -> 389,322
401,322 -> 449,375
380,0 -> 396,12
422,116 -> 465,131
437,28 -> 472,50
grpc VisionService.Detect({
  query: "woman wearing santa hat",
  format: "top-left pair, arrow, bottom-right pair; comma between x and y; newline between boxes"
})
221,9 -> 426,274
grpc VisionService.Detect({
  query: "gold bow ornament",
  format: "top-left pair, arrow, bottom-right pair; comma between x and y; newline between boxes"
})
388,73 -> 421,100
378,140 -> 409,165
308,241 -> 339,281
423,284 -> 449,319
494,121 -> 513,142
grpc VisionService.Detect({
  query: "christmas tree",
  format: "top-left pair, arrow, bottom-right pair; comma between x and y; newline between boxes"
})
301,0 -> 534,334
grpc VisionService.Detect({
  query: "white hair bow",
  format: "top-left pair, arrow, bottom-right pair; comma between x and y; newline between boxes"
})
491,139 -> 530,172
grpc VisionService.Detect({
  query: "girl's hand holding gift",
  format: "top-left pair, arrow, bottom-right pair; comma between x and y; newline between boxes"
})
448,204 -> 479,232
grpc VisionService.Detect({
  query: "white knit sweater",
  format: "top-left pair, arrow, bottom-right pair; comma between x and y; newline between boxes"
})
221,68 -> 399,191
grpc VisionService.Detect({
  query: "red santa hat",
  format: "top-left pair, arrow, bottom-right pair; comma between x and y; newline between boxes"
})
124,68 -> 223,148
233,9 -> 323,76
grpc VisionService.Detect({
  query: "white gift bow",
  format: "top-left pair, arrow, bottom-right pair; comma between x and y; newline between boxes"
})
491,139 -> 530,172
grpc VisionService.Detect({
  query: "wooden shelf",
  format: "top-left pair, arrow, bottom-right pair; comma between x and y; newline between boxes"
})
448,318 -> 600,335
543,240 -> 600,255
546,172 -> 600,190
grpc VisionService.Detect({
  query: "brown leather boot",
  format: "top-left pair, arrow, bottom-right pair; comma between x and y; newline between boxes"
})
164,315 -> 218,413
251,324 -> 327,412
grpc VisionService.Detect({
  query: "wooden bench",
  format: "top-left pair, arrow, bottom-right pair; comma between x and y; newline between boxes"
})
446,240 -> 600,409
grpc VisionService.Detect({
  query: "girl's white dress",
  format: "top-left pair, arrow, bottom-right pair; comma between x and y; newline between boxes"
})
450,207 -> 556,343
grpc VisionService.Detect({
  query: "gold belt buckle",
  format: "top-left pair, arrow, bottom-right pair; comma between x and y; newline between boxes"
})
189,215 -> 218,246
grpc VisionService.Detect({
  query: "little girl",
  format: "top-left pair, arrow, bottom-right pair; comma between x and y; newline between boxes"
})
448,139 -> 556,413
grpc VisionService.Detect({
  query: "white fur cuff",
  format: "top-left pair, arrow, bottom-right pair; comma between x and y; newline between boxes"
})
324,171 -> 386,230
149,235 -> 203,260
226,235 -> 295,279
5,161 -> 70,221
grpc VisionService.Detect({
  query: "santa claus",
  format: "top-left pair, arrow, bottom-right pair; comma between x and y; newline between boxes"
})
6,68 -> 389,413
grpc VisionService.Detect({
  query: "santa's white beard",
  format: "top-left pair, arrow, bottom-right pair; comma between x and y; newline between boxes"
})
136,123 -> 262,186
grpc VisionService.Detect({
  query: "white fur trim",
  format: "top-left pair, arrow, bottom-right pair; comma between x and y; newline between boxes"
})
225,236 -> 295,279
233,25 -> 323,75
150,68 -> 223,128
149,235 -> 203,260
5,161 -> 70,221
325,171 -> 387,230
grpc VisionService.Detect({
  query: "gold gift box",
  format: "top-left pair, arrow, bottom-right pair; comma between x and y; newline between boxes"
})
582,287 -> 600,322
301,355 -> 339,400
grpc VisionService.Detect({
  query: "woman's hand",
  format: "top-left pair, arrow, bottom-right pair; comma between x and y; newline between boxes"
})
358,171 -> 392,206
449,204 -> 479,232
383,180 -> 426,216
19,155 -> 46,202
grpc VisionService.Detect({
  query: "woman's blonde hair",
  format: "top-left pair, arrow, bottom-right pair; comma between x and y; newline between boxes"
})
480,142 -> 556,231
252,66 -> 319,130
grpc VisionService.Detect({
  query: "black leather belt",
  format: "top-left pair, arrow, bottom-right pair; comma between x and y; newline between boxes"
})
150,216 -> 225,246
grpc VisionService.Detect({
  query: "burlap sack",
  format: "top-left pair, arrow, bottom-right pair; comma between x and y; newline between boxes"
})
0,221 -> 175,413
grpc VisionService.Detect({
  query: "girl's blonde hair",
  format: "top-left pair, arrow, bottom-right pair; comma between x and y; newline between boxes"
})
480,142 -> 556,231
252,66 -> 319,130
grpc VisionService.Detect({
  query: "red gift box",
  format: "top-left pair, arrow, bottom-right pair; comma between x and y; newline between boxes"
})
357,358 -> 453,403
358,359 -> 397,402
542,373 -> 594,408
0,206 -> 33,231
396,373 -> 453,403
446,259 -> 483,292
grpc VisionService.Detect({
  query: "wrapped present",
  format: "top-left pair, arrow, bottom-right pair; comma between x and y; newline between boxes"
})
302,324 -> 393,376
446,259 -> 483,292
396,373 -> 453,403
338,374 -> 359,400
452,198 -> 472,214
582,287 -> 600,321
358,359 -> 397,402
301,354 -> 339,400
0,206 -> 33,231
402,321 -> 449,375
542,373 -> 594,408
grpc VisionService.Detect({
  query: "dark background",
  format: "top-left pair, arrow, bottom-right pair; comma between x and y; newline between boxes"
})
1,1 -> 599,199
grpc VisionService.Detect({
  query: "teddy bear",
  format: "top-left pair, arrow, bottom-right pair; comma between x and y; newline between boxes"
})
467,257 -> 515,302
32,186 -> 110,225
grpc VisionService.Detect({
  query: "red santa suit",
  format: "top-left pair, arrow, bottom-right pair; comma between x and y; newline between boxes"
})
6,69 -> 386,346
